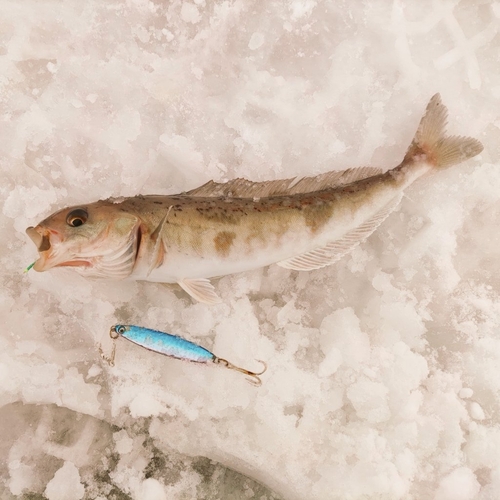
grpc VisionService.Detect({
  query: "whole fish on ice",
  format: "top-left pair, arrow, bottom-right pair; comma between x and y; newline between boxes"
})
26,95 -> 483,304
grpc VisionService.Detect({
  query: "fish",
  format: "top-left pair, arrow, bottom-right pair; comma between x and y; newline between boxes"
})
26,94 -> 483,304
101,324 -> 266,385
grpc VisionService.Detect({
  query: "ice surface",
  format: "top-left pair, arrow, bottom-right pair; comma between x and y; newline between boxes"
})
1,0 -> 499,499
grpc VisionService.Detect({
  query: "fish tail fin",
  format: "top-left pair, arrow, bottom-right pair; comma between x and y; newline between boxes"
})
403,93 -> 483,169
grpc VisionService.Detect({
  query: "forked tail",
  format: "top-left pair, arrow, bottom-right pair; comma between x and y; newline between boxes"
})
403,94 -> 483,168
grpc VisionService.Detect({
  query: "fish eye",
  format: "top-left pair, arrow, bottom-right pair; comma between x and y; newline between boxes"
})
66,209 -> 88,228
117,325 -> 126,334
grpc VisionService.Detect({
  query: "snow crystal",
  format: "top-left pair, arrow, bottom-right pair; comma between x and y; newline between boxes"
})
434,467 -> 481,500
248,32 -> 265,50
140,478 -> 167,500
469,401 -> 486,421
181,3 -> 201,24
113,430 -> 134,455
459,387 -> 474,398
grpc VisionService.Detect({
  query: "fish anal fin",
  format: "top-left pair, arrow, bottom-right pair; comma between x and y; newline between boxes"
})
178,278 -> 222,304
185,167 -> 384,199
277,195 -> 402,271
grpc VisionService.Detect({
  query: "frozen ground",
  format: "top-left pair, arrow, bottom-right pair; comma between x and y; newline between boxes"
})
1,0 -> 499,499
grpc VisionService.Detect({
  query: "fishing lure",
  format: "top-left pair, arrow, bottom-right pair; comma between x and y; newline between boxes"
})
100,324 -> 267,386
24,261 -> 35,273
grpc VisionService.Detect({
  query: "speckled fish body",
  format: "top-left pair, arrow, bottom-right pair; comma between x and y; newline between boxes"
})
120,171 -> 413,281
26,95 -> 483,303
116,325 -> 214,363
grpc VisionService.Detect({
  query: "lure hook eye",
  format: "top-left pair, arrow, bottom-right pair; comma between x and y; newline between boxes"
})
100,325 -> 126,366
214,358 -> 267,386
110,324 -> 126,339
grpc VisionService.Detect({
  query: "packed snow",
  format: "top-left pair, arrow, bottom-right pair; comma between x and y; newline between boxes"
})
1,0 -> 499,499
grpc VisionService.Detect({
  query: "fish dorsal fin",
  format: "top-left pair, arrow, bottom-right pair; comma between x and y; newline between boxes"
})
277,194 -> 402,271
178,278 -> 222,304
185,167 -> 383,198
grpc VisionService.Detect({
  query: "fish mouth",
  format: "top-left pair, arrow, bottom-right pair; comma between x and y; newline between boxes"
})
26,226 -> 51,252
25,226 -> 91,272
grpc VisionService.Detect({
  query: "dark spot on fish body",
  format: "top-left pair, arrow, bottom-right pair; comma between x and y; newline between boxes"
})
303,199 -> 335,233
214,231 -> 236,257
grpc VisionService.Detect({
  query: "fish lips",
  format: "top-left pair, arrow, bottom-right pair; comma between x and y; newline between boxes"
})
26,226 -> 54,271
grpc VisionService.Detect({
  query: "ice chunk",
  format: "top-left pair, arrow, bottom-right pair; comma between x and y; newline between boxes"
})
113,430 -> 134,455
434,467 -> 480,500
320,308 -> 370,369
347,377 -> 391,423
181,3 -> 201,24
140,478 -> 168,500
248,32 -> 265,50
44,462 -> 84,500
469,402 -> 485,421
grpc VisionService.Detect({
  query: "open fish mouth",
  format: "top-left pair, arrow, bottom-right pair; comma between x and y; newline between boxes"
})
26,226 -> 51,252
25,226 -> 91,272
25,221 -> 139,277
26,226 -> 55,271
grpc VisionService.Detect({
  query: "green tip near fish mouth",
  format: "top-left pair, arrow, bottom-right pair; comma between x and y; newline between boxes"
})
24,261 -> 35,273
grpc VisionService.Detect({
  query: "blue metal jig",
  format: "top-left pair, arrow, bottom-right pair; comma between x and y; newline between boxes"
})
100,324 -> 266,386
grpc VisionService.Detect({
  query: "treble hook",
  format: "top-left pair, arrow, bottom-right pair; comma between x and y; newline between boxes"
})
97,325 -> 120,367
98,341 -> 116,367
213,357 -> 267,386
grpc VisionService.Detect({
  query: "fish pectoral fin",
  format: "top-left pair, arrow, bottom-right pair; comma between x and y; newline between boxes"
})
178,278 -> 222,304
146,209 -> 172,277
277,195 -> 402,271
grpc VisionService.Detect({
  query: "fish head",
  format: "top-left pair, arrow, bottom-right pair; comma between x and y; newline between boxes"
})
26,201 -> 141,279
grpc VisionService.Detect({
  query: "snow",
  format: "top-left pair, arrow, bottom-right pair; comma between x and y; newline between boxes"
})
434,467 -> 481,500
44,462 -> 84,500
248,33 -> 265,50
1,0 -> 499,499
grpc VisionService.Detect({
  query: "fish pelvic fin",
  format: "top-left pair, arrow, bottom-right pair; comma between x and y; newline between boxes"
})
403,94 -> 483,169
178,278 -> 222,304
